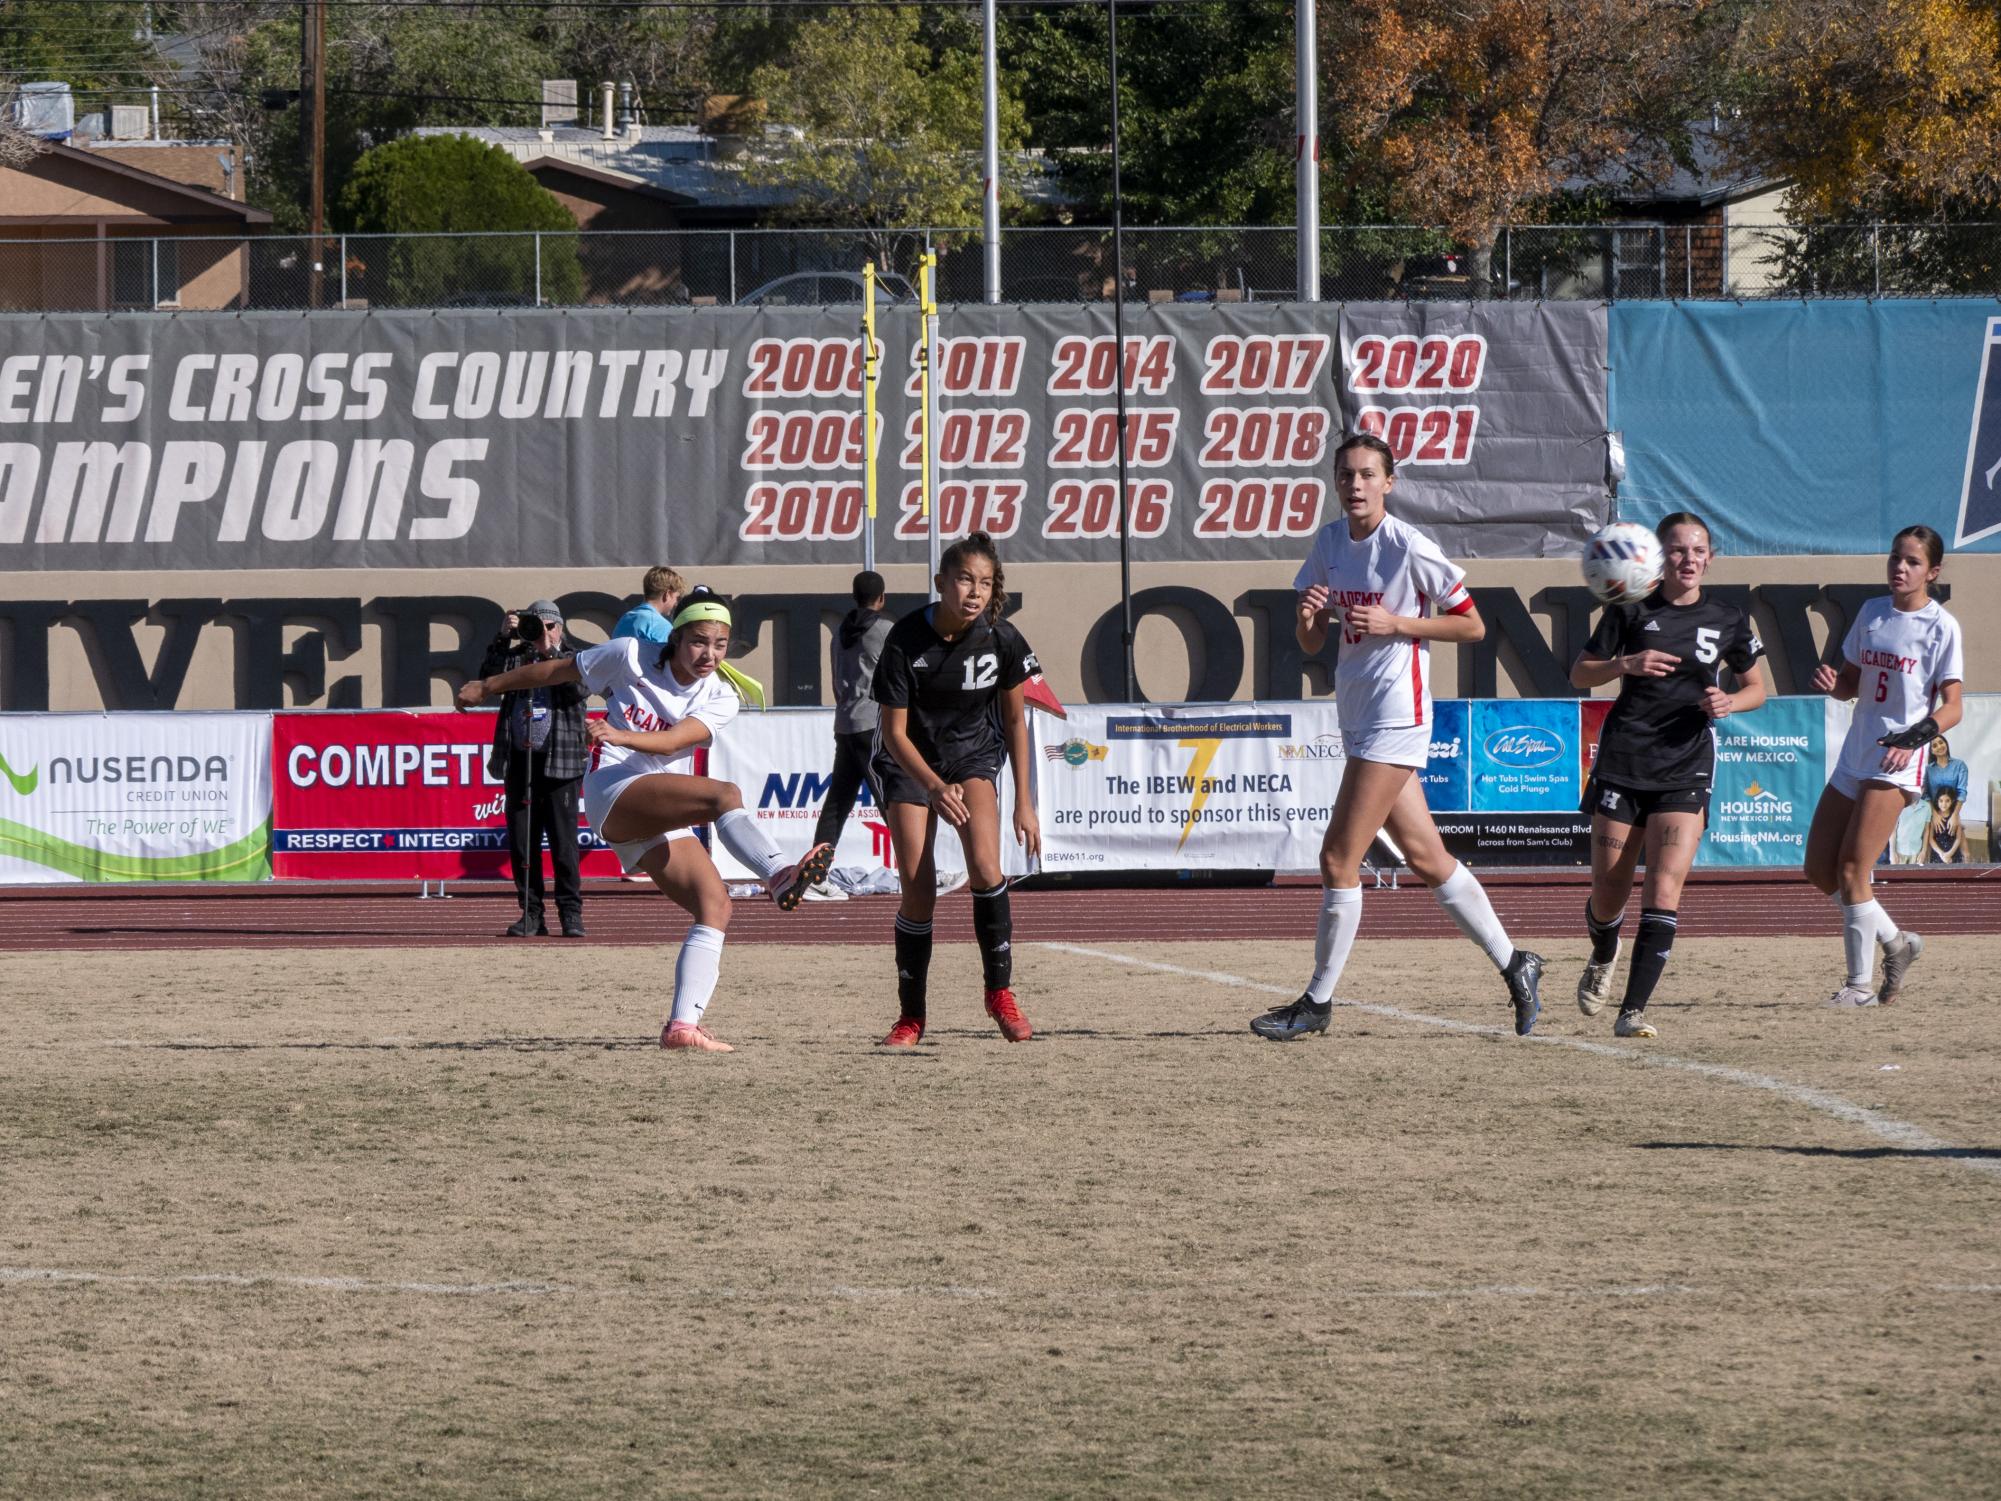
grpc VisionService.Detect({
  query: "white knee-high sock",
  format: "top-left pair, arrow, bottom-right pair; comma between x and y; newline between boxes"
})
671,924 -> 726,1025
1839,897 -> 1898,988
1305,886 -> 1363,1004
715,808 -> 785,881
1434,862 -> 1516,970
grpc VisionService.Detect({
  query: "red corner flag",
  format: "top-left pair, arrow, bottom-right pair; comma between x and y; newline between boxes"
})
1022,672 -> 1068,720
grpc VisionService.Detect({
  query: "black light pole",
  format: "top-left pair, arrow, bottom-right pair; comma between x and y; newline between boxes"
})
1108,0 -> 1135,700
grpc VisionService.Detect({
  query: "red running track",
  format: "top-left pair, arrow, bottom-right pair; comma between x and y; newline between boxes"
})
0,871 -> 1994,952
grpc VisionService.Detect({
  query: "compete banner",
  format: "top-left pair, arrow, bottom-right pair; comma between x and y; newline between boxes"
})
270,710 -> 622,879
0,303 -> 1607,573
0,712 -> 269,882
703,707 -> 1027,882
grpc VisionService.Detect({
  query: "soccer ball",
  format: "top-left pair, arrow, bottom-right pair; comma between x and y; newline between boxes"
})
1581,522 -> 1663,604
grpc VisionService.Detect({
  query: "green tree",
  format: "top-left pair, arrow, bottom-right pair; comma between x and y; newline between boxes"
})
340,133 -> 582,306
1003,0 -> 1299,226
746,2 -> 1027,267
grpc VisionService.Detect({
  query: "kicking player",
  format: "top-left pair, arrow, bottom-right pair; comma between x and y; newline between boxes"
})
870,532 -> 1043,1047
1805,525 -> 1964,1006
1250,432 -> 1545,1042
456,589 -> 834,1052
1570,511 -> 1767,1039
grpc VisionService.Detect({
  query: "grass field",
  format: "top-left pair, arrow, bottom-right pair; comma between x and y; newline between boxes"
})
4,931 -> 2000,1498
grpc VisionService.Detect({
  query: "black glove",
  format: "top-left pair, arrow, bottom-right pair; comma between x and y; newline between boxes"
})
1878,716 -> 1939,751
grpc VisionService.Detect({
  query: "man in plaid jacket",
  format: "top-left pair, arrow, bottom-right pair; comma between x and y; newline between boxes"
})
479,600 -> 589,938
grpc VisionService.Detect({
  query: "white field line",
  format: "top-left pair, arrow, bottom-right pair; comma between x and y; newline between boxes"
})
1040,941 -> 2001,1185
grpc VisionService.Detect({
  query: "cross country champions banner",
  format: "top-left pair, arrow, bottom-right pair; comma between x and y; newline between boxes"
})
0,711 -> 270,882
0,303 -> 1608,573
271,710 -> 621,879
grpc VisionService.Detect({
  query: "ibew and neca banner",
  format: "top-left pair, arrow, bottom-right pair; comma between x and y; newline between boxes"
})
0,712 -> 270,882
0,303 -> 1607,572
1034,701 -> 1344,874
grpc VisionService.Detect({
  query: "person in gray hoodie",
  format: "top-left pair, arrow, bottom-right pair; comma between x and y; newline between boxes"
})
812,571 -> 893,866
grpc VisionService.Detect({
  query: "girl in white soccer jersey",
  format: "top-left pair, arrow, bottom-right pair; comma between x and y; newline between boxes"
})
1805,525 -> 1964,1006
456,590 -> 834,1052
1249,432 -> 1546,1042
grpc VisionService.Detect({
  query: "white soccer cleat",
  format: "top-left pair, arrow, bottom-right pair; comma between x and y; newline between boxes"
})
1577,944 -> 1621,1016
1878,931 -> 1923,1004
801,879 -> 848,903
1613,1008 -> 1656,1039
1825,984 -> 1879,1008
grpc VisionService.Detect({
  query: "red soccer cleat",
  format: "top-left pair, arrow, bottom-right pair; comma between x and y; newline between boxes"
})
662,1021 -> 735,1053
878,1017 -> 925,1048
984,987 -> 1032,1043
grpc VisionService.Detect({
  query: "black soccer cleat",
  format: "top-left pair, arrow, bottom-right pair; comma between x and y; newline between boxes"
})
1504,949 -> 1544,1036
1250,994 -> 1332,1042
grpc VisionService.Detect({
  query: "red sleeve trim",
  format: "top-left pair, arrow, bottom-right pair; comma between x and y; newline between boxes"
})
1442,593 -> 1476,616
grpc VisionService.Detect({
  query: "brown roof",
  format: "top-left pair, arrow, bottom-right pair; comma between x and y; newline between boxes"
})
5,142 -> 271,225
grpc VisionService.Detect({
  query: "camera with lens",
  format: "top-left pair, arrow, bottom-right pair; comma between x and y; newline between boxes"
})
512,615 -> 548,643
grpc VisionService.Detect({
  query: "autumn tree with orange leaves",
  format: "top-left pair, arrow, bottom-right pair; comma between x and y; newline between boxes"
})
1735,0 -> 2001,217
1327,0 -> 1722,286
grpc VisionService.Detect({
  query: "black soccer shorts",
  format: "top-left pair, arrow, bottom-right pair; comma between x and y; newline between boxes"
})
1581,775 -> 1710,827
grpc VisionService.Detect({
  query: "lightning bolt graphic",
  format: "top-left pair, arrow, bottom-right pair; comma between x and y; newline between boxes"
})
1175,738 -> 1224,851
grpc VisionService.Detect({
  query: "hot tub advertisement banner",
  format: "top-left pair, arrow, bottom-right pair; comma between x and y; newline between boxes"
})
0,712 -> 271,882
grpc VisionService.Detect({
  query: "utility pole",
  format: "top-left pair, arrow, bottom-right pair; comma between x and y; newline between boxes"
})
301,0 -> 326,307
1295,0 -> 1319,301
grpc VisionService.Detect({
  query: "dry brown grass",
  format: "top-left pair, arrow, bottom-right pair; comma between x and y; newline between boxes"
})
4,932 -> 2000,1499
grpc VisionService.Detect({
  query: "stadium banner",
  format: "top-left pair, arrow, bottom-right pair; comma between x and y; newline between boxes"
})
1699,697 -> 1824,868
1611,301 -> 2001,556
1032,701 -> 1343,874
1425,699 -> 1592,865
702,707 -> 1026,883
269,710 -> 623,880
0,711 -> 270,883
0,303 -> 1607,574
1841,695 -> 2001,867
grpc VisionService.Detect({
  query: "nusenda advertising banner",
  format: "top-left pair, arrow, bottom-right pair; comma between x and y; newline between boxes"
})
0,711 -> 270,882
270,710 -> 622,880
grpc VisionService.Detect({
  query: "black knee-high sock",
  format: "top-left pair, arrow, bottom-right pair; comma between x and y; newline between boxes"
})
971,883 -> 1013,991
894,915 -> 933,1022
1586,900 -> 1624,964
1622,907 -> 1678,1012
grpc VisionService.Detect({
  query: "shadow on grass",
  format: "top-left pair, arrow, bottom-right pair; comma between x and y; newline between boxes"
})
1639,1140 -> 2001,1162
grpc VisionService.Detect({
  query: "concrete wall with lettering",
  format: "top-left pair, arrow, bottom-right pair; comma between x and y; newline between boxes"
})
3,554 -> 1990,712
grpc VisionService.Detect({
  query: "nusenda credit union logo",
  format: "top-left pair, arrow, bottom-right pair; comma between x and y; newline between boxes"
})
0,752 -> 39,795
1482,726 -> 1563,769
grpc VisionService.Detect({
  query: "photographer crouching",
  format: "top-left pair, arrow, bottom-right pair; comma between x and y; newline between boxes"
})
479,600 -> 588,938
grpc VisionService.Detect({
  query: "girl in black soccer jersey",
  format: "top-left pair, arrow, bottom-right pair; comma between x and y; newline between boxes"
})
1570,511 -> 1767,1039
869,532 -> 1043,1047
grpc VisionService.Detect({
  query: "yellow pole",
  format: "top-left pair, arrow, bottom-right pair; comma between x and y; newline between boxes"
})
861,262 -> 879,568
918,251 -> 936,525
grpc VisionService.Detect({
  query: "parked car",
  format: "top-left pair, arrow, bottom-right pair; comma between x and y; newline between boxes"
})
737,271 -> 918,306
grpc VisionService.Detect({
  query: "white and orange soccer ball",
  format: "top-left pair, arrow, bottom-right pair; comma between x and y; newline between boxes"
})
1581,521 -> 1664,605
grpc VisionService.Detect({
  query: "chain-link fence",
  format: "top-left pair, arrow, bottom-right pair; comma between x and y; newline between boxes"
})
3,223 -> 1998,312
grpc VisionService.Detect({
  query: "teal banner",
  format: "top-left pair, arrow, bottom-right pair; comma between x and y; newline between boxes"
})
1698,697 -> 1825,867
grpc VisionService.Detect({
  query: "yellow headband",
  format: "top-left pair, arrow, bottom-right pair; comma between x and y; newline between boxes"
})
671,599 -> 733,630
666,599 -> 765,709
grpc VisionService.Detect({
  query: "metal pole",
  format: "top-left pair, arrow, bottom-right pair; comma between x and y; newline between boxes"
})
981,0 -> 1002,303
862,261 -> 879,571
921,251 -> 942,594
150,236 -> 159,308
1873,224 -> 1881,296
1109,0 -> 1135,700
1685,224 -> 1692,298
1294,0 -> 1319,302
302,0 -> 326,309
534,232 -> 543,306
729,230 -> 737,305
340,233 -> 347,306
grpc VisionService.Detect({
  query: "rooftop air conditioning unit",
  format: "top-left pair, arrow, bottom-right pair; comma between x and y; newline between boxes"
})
110,104 -> 149,140
13,82 -> 75,140
541,79 -> 579,128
